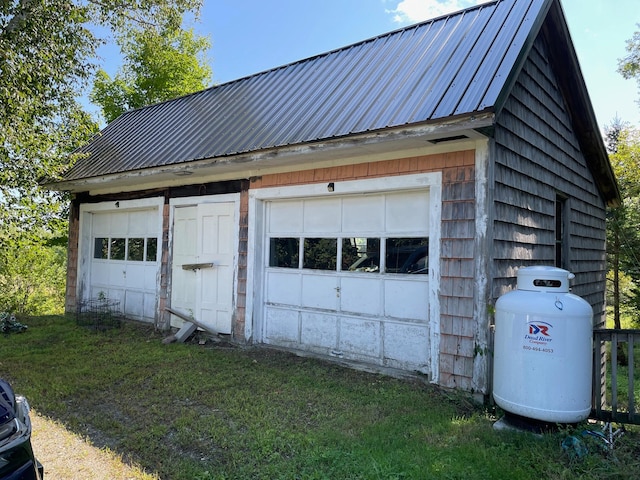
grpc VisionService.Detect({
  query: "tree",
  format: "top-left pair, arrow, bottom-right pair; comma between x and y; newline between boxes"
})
1,0 -> 203,244
0,0 -> 203,313
619,25 -> 640,103
606,123 -> 640,330
91,26 -> 211,123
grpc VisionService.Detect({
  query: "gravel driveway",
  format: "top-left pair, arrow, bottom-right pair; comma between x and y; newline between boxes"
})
30,411 -> 157,480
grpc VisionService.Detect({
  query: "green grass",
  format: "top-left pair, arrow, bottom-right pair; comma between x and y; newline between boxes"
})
606,343 -> 640,416
2,315 -> 639,479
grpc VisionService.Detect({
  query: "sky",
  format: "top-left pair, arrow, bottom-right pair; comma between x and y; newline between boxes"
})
181,0 -> 639,130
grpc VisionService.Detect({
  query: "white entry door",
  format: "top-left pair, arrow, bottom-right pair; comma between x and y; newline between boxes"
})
171,203 -> 236,334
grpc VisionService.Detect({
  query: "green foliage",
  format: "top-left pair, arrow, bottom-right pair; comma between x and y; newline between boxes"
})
0,239 -> 66,315
91,26 -> 212,123
1,0 -> 205,312
1,0 -> 206,169
619,25 -> 640,98
606,124 -> 640,327
1,0 -> 205,239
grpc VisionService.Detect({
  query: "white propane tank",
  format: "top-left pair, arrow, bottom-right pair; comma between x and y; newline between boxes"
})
492,266 -> 593,423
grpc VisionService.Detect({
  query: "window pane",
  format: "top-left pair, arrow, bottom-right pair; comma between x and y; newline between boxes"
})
344,238 -> 380,273
127,238 -> 144,261
110,238 -> 126,260
303,238 -> 337,271
269,238 -> 299,268
146,238 -> 158,262
94,238 -> 108,259
385,238 -> 428,274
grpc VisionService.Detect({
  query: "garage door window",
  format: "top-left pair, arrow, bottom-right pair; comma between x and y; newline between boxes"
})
269,238 -> 299,268
268,236 -> 427,274
303,238 -> 337,271
385,238 -> 429,274
146,238 -> 158,262
93,237 -> 158,262
343,238 -> 380,272
127,238 -> 144,261
94,238 -> 109,259
110,238 -> 126,260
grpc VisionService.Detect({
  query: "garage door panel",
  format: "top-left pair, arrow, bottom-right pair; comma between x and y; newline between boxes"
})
339,277 -> 381,316
125,290 -> 144,317
386,191 -> 429,233
125,263 -> 147,288
143,265 -> 158,290
92,216 -> 111,236
384,279 -> 429,321
128,210 -> 152,235
301,312 -> 338,349
91,262 -> 109,285
339,318 -> 380,357
303,198 -> 341,232
266,271 -> 301,305
89,286 -> 124,308
265,307 -> 299,343
342,196 -> 384,232
383,323 -> 429,367
107,263 -> 125,285
144,293 -> 157,318
301,275 -> 338,310
269,200 -> 303,234
106,212 -> 129,236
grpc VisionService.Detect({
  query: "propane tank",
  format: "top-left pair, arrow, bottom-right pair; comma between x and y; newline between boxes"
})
493,266 -> 593,423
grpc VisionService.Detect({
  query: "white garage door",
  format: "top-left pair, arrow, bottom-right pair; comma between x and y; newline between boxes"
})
89,208 -> 160,322
262,190 -> 431,373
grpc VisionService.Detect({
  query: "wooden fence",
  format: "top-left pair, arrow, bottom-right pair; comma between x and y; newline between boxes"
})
591,329 -> 640,425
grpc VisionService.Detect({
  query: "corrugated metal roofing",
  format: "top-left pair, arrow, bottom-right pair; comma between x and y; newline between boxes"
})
63,0 -> 548,181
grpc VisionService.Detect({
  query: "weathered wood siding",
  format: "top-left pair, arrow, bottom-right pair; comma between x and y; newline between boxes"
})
492,35 -> 607,326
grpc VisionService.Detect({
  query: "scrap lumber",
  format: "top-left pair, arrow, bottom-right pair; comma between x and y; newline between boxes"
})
163,307 -> 220,344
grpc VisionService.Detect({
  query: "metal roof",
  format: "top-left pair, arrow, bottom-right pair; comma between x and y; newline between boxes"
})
64,0 -> 548,181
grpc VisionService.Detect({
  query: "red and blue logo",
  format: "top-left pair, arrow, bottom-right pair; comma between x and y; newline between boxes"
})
529,323 -> 551,336
525,321 -> 553,344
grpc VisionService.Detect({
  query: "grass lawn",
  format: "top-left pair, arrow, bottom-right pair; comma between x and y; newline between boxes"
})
2,315 -> 639,479
606,342 -> 640,418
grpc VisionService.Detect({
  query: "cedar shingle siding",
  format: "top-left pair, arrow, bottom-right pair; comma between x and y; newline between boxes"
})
492,35 -> 607,326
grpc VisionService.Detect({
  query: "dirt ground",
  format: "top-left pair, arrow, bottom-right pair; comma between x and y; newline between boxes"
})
30,411 -> 158,480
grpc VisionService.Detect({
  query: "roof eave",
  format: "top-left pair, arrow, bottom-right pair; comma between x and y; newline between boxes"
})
47,113 -> 495,195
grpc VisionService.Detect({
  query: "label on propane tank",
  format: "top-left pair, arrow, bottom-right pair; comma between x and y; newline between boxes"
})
519,316 -> 566,357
